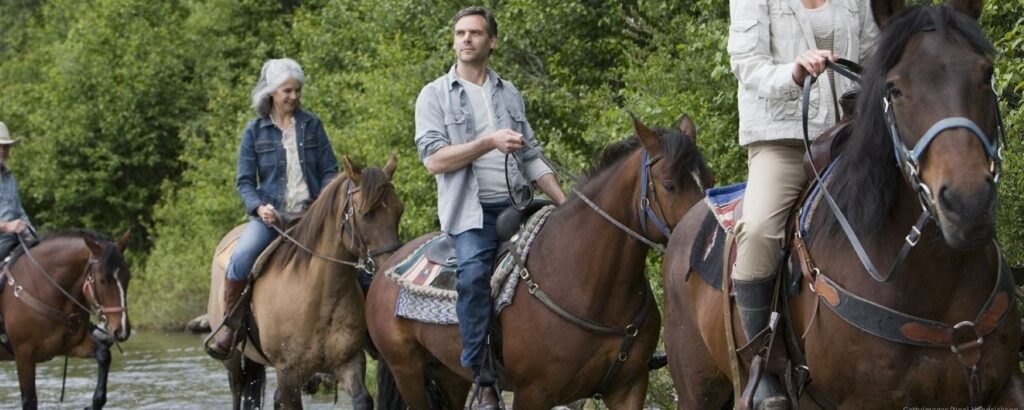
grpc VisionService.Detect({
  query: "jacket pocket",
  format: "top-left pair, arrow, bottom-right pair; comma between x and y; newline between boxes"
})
255,141 -> 278,167
728,18 -> 758,54
507,109 -> 527,133
768,90 -> 818,120
444,112 -> 467,140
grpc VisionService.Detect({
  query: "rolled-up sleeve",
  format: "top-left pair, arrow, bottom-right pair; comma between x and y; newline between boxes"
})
414,85 -> 450,164
728,0 -> 801,101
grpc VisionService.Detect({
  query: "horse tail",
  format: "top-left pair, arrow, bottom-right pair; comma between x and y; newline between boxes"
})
375,358 -> 406,410
648,351 -> 668,370
423,362 -> 455,410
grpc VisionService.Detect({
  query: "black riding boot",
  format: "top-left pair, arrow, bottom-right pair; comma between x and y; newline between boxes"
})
734,277 -> 789,410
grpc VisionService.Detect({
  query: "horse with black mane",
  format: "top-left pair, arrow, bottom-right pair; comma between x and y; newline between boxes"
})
367,114 -> 714,409
663,1 -> 1023,407
0,229 -> 131,410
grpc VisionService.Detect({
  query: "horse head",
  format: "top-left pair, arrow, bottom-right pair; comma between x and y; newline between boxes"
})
858,0 -> 999,249
627,113 -> 715,243
339,154 -> 404,273
82,230 -> 132,343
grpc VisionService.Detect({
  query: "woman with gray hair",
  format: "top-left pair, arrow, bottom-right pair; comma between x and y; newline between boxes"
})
209,58 -> 339,358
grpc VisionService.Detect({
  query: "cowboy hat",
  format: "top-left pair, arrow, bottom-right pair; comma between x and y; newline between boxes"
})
0,122 -> 20,145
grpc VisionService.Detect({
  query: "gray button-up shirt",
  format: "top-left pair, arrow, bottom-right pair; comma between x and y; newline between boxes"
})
0,167 -> 33,253
415,66 -> 552,235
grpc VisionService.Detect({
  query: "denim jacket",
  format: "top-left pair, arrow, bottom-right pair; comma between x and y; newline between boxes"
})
237,109 -> 339,216
0,168 -> 32,229
415,66 -> 552,235
729,0 -> 878,146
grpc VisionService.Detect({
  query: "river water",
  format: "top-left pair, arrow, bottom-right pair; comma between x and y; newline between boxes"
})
0,331 -> 350,409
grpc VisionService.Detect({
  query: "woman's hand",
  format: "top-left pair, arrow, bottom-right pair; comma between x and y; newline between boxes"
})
257,204 -> 278,225
792,49 -> 835,85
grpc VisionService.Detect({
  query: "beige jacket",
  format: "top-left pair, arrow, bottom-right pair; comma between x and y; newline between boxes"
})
729,0 -> 879,146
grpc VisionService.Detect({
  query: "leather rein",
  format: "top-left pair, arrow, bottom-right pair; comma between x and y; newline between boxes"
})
1,235 -> 126,335
796,59 -> 1014,408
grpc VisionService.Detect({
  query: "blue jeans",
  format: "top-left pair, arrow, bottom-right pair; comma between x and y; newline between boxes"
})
454,201 -> 508,375
226,218 -> 278,281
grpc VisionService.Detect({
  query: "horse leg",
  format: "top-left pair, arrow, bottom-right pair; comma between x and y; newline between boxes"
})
273,367 -> 307,410
240,356 -> 266,410
86,341 -> 112,410
335,351 -> 373,410
429,362 -> 471,410
601,374 -> 649,410
14,353 -> 38,410
992,370 -> 1024,406
224,353 -> 244,410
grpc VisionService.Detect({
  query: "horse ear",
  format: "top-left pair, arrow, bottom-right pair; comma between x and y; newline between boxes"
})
948,0 -> 983,20
678,114 -> 698,143
83,237 -> 104,257
383,153 -> 398,180
630,112 -> 661,154
342,156 -> 362,184
871,0 -> 905,29
116,230 -> 130,254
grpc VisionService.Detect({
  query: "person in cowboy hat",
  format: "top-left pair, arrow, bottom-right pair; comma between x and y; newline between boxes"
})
0,121 -> 35,261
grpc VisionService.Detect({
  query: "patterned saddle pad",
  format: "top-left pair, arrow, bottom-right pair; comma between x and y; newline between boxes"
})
386,206 -> 556,325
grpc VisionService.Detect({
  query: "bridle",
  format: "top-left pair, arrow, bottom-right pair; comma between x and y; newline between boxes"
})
3,236 -> 127,334
337,178 -> 402,275
802,58 -> 1005,283
568,149 -> 674,252
270,177 -> 402,275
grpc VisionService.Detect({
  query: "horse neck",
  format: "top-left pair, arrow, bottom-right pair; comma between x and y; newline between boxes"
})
542,154 -> 651,295
15,240 -> 90,301
819,180 -> 997,317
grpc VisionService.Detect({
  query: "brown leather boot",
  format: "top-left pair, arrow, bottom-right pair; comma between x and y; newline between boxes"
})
476,385 -> 500,410
208,278 -> 247,359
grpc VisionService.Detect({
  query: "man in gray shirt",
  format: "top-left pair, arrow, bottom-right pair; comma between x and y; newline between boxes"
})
414,6 -> 566,406
0,122 -> 35,260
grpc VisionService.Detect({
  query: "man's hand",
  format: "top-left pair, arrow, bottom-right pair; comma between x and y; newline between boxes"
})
4,220 -> 27,235
792,49 -> 835,85
488,129 -> 524,154
256,204 -> 278,225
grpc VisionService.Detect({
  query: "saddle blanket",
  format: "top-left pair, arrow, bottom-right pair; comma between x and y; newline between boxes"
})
387,206 -> 556,325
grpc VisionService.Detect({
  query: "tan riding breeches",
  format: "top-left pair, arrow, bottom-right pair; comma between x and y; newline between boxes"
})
733,140 -> 808,281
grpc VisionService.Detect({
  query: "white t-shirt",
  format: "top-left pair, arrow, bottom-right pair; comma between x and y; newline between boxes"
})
460,78 -> 507,202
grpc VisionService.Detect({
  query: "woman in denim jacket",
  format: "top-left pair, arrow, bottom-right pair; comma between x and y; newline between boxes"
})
209,58 -> 339,357
727,0 -> 878,408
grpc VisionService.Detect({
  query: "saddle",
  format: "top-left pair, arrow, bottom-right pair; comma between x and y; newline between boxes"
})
424,199 -> 556,270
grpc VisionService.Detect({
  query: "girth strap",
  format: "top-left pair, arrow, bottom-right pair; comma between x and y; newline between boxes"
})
509,244 -> 655,399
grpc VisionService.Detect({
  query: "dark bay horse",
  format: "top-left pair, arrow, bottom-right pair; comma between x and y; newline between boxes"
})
663,1 -> 1023,407
207,156 -> 403,410
0,230 -> 131,410
367,115 -> 714,409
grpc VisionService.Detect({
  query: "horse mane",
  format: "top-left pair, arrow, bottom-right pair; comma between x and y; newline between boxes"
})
8,229 -> 125,278
580,126 -> 710,191
275,167 -> 392,268
821,5 -> 994,238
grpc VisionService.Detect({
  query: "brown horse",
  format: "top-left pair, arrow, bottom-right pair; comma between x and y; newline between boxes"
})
207,155 -> 403,410
367,115 -> 714,409
0,230 -> 131,410
663,1 -> 1024,408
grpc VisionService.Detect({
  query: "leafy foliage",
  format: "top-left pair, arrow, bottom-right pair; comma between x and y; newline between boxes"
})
0,0 -> 1020,406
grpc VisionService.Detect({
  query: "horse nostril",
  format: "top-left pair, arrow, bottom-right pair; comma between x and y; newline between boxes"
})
938,185 -> 956,211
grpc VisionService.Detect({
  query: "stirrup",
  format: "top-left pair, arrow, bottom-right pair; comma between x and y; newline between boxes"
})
203,326 -> 238,361
465,383 -> 504,410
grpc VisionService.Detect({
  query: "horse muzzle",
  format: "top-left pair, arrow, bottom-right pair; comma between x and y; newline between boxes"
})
934,180 -> 996,250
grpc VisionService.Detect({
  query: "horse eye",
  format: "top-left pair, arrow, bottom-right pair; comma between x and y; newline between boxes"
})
662,181 -> 676,192
887,82 -> 903,99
